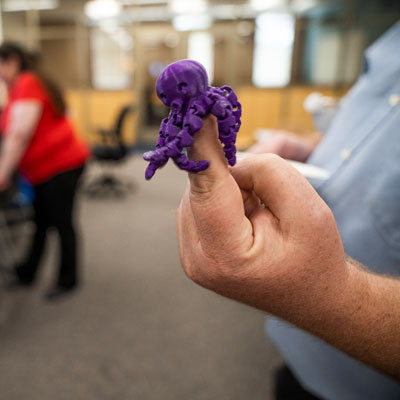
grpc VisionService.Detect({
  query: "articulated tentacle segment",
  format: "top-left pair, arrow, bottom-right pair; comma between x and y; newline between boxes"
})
143,59 -> 241,179
208,86 -> 241,166
144,100 -> 210,178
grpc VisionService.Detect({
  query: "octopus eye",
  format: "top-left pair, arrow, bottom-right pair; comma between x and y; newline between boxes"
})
159,93 -> 167,101
178,82 -> 188,92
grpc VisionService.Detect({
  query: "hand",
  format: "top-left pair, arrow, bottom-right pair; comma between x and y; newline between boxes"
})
177,118 -> 400,382
0,175 -> 11,192
177,116 -> 348,322
247,130 -> 319,162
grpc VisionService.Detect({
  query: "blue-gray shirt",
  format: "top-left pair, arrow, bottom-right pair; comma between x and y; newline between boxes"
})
267,21 -> 400,399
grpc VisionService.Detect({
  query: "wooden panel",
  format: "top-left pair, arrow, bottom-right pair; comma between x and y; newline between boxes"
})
237,87 -> 282,149
236,85 -> 349,148
65,90 -> 88,139
87,90 -> 135,132
65,86 -> 349,150
65,90 -> 137,146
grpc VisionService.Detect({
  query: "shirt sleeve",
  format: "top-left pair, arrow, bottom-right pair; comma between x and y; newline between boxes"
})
13,73 -> 47,103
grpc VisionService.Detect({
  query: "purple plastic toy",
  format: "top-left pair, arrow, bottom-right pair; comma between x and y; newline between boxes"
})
143,59 -> 241,180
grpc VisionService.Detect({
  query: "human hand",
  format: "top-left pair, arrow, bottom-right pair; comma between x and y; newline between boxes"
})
177,116 -> 348,322
247,130 -> 318,162
0,175 -> 11,192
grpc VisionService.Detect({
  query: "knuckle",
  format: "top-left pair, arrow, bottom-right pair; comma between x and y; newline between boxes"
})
189,176 -> 215,198
179,250 -> 190,271
238,153 -> 282,173
180,251 -> 202,283
188,178 -> 227,206
269,153 -> 283,163
313,201 -> 336,229
255,153 -> 284,170
198,252 -> 231,284
253,153 -> 284,176
180,245 -> 224,287
257,152 -> 281,163
183,263 -> 199,282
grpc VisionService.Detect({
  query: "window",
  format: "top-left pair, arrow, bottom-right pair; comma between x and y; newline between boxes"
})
187,32 -> 214,84
90,26 -> 133,89
309,28 -> 365,85
252,12 -> 295,87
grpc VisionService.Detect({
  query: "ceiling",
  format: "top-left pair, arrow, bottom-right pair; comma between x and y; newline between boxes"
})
2,0 -> 341,24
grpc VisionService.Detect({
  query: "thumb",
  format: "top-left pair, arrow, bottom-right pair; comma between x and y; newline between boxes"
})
186,116 -> 253,256
187,115 -> 230,195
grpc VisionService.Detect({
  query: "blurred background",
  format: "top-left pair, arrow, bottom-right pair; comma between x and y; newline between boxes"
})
0,1 -> 399,400
1,0 -> 399,148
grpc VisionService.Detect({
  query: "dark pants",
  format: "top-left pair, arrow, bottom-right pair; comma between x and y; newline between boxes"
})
275,365 -> 323,400
16,166 -> 84,288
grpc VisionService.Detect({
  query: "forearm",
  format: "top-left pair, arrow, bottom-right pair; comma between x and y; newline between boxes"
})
0,133 -> 30,181
0,101 -> 41,183
287,257 -> 400,379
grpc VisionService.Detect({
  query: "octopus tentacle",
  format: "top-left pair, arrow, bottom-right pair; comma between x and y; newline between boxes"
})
208,91 -> 238,166
144,101 -> 210,177
143,60 -> 241,179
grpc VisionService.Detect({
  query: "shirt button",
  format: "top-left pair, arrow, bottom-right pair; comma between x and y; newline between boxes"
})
341,148 -> 351,160
389,94 -> 400,107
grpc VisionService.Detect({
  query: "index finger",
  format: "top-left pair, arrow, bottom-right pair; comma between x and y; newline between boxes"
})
230,154 -> 323,223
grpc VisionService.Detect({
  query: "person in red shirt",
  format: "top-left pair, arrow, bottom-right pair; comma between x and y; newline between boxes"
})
0,43 -> 90,300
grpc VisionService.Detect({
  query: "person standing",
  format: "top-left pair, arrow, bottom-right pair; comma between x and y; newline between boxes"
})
0,43 -> 90,300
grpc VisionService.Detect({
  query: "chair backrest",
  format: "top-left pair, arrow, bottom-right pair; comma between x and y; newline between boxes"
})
114,105 -> 136,149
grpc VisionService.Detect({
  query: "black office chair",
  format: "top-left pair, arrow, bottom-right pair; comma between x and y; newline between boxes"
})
0,179 -> 33,282
84,104 -> 136,198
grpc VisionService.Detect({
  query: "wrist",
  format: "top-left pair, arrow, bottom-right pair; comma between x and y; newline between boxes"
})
269,256 -> 357,327
288,258 -> 369,338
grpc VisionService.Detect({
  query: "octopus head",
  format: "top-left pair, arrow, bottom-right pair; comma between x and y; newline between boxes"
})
156,60 -> 208,107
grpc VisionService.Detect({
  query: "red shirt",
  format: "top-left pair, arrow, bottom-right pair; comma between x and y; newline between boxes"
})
0,72 -> 90,185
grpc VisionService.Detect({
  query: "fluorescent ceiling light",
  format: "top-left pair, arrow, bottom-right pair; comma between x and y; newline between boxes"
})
122,0 -> 167,4
169,0 -> 208,15
3,0 -> 59,11
250,0 -> 286,11
188,32 -> 214,83
256,12 -> 294,45
173,14 -> 211,31
85,0 -> 122,20
291,0 -> 319,13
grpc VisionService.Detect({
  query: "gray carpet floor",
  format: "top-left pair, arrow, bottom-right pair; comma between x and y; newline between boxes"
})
0,155 -> 282,400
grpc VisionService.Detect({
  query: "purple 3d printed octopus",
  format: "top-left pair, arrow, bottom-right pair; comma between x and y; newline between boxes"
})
143,59 -> 241,180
